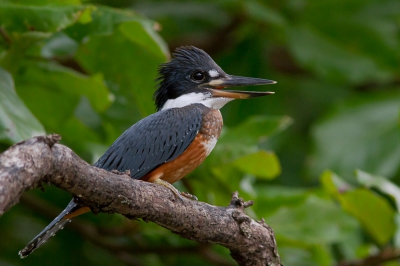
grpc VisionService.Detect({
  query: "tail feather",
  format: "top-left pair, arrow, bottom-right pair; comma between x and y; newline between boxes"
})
19,199 -> 80,258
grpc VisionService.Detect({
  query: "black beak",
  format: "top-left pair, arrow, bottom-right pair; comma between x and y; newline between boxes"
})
204,75 -> 276,99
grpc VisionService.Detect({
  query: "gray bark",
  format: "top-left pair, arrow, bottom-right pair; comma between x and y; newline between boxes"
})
0,134 -> 282,266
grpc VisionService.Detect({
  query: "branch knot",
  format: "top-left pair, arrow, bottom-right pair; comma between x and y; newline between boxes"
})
259,218 -> 281,264
43,134 -> 61,148
229,192 -> 254,238
229,191 -> 254,209
232,209 -> 252,238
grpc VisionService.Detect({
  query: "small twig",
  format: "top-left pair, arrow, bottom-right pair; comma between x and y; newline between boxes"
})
0,27 -> 11,45
337,248 -> 400,266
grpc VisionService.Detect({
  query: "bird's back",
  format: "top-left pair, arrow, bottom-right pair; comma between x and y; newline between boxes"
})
94,103 -> 222,182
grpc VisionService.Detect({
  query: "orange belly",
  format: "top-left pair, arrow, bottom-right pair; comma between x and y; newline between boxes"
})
141,108 -> 223,184
141,135 -> 208,184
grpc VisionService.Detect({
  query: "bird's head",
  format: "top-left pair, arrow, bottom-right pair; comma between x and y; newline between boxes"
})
154,46 -> 276,111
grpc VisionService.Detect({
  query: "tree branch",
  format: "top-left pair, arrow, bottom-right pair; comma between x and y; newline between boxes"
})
337,248 -> 400,266
0,134 -> 282,266
19,194 -> 234,266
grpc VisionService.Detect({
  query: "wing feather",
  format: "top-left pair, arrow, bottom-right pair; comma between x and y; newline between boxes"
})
94,104 -> 205,179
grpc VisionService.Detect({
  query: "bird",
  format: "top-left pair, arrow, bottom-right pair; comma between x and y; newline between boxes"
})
19,46 -> 275,258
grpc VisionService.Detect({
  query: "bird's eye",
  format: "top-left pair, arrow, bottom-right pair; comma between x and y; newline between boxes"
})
191,71 -> 205,81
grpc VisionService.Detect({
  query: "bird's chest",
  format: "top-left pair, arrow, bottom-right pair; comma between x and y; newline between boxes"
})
166,109 -> 222,182
144,108 -> 223,184
198,109 -> 223,155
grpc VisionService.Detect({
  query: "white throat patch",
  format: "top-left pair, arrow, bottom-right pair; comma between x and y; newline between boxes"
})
161,92 -> 233,111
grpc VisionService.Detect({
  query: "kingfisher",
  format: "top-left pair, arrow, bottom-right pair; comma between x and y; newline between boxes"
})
19,46 -> 275,258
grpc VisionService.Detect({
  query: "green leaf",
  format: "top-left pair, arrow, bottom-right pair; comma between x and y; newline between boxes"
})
320,170 -> 353,196
17,62 -> 111,112
76,27 -> 167,118
58,116 -> 100,155
267,194 -> 358,244
287,25 -> 391,84
5,0 -> 81,5
356,169 -> 400,210
244,1 -> 287,27
200,116 -> 289,200
0,67 -> 45,144
14,62 -> 107,155
65,5 -> 165,52
0,31 -> 51,73
232,150 -> 281,180
253,185 -> 310,216
356,170 -> 400,248
204,116 -> 290,181
311,92 -> 400,179
338,188 -> 396,245
15,83 -> 78,131
279,245 -> 332,266
219,115 -> 292,146
0,4 -> 89,33
300,0 -> 400,73
213,115 -> 292,162
394,214 -> 400,249
321,170 -> 396,245
119,20 -> 169,60
41,32 -> 79,58
65,5 -> 134,38
201,115 -> 289,198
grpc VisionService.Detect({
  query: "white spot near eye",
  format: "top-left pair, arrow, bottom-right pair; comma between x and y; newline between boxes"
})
208,69 -> 219,77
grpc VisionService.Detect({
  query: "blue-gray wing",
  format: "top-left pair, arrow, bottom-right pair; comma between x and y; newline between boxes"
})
94,105 -> 204,179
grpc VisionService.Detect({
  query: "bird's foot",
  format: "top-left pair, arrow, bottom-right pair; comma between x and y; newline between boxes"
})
154,179 -> 184,202
180,191 -> 198,201
153,179 -> 198,202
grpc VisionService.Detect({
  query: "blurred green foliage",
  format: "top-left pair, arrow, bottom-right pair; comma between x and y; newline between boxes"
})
0,0 -> 399,265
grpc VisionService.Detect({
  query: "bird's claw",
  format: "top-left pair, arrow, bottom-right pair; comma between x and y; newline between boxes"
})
154,179 -> 188,202
180,191 -> 198,201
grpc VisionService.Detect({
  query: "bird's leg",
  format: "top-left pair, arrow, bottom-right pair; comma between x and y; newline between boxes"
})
153,179 -> 197,201
180,191 -> 198,201
154,179 -> 184,201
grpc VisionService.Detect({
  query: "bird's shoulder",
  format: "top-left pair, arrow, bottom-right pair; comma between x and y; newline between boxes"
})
93,104 -> 209,178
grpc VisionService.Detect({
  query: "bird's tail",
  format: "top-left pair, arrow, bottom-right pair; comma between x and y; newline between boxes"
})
19,199 -> 90,258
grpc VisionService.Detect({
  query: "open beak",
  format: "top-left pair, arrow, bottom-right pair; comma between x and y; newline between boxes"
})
204,75 -> 276,99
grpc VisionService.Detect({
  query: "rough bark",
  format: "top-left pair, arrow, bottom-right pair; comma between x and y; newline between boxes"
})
0,134 -> 282,266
